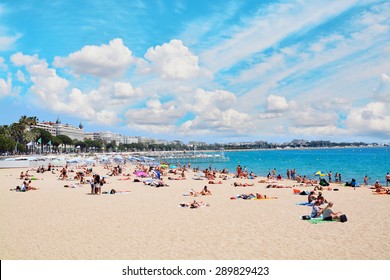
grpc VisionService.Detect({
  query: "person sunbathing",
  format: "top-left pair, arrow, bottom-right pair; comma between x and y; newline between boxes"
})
168,176 -> 186,180
208,180 -> 222,184
200,186 -> 212,195
234,182 -> 254,187
103,189 -> 131,194
189,189 -> 199,196
179,200 -> 209,208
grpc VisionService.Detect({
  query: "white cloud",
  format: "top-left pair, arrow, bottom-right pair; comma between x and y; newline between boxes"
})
9,52 -> 122,125
54,38 -> 135,78
191,88 -> 237,112
200,0 -> 357,72
0,73 -> 12,97
179,88 -> 251,135
0,56 -> 6,70
181,108 -> 251,135
113,82 -> 142,99
124,99 -> 185,133
290,107 -> 338,128
16,70 -> 27,83
265,95 -> 289,112
373,73 -> 390,102
142,39 -> 211,80
11,53 -> 69,101
346,101 -> 390,138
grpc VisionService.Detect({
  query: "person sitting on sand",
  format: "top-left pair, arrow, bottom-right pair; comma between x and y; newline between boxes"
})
20,171 -> 25,179
308,191 -> 317,204
11,181 -> 28,192
322,202 -> 342,221
234,182 -> 254,187
200,186 -> 212,195
310,201 -> 323,218
316,192 -> 327,205
26,180 -> 39,190
59,167 -> 68,180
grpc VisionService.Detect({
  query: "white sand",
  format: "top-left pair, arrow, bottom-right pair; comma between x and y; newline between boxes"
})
0,164 -> 389,260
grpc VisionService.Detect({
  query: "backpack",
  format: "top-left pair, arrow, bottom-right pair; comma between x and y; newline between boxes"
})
339,214 -> 348,223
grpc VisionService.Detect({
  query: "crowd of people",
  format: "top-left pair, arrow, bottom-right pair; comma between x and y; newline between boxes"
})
9,160 -> 389,220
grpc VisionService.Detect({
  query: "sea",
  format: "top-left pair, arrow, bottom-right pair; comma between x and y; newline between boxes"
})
194,147 -> 390,185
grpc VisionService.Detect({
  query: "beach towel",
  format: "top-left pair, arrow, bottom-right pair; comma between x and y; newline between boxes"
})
296,202 -> 313,206
305,218 -> 337,224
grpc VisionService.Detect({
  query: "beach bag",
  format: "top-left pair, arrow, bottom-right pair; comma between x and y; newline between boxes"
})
339,214 -> 348,223
110,189 -> 116,194
302,215 -> 311,220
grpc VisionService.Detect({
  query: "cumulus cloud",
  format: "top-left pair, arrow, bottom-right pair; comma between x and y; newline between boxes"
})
0,74 -> 12,97
9,52 -> 121,125
113,82 -> 142,99
265,94 -> 289,112
373,73 -> 390,102
179,88 -> 251,135
142,39 -> 210,80
0,57 -> 6,70
346,101 -> 390,137
290,107 -> 338,128
53,38 -> 135,78
16,70 -> 27,83
191,88 -> 237,112
124,99 -> 184,133
11,53 -> 69,101
0,33 -> 22,51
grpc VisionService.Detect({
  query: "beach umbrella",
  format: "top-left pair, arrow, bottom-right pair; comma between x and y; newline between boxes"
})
313,171 -> 328,177
160,164 -> 169,168
169,165 -> 178,169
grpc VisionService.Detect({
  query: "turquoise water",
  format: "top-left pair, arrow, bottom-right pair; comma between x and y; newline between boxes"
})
195,148 -> 390,185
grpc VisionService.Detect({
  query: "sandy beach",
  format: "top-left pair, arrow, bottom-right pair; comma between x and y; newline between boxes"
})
0,162 -> 389,260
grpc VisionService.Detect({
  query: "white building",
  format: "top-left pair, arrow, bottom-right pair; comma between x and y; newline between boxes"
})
84,131 -> 121,145
31,118 -> 84,141
120,135 -> 139,144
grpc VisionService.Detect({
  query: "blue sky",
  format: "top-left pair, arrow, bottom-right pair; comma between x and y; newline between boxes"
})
1,0 -> 390,143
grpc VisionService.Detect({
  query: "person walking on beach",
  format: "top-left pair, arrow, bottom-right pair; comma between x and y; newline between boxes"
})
328,171 -> 332,183
364,175 -> 369,186
287,169 -> 291,180
236,165 -> 242,177
386,172 -> 390,187
292,169 -> 296,180
338,173 -> 342,183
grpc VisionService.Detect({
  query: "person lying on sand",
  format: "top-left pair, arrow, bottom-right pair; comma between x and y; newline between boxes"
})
208,180 -> 222,184
266,184 -> 291,188
233,182 -> 254,187
168,176 -> 186,180
231,193 -> 277,200
179,200 -> 209,208
102,189 -> 131,194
